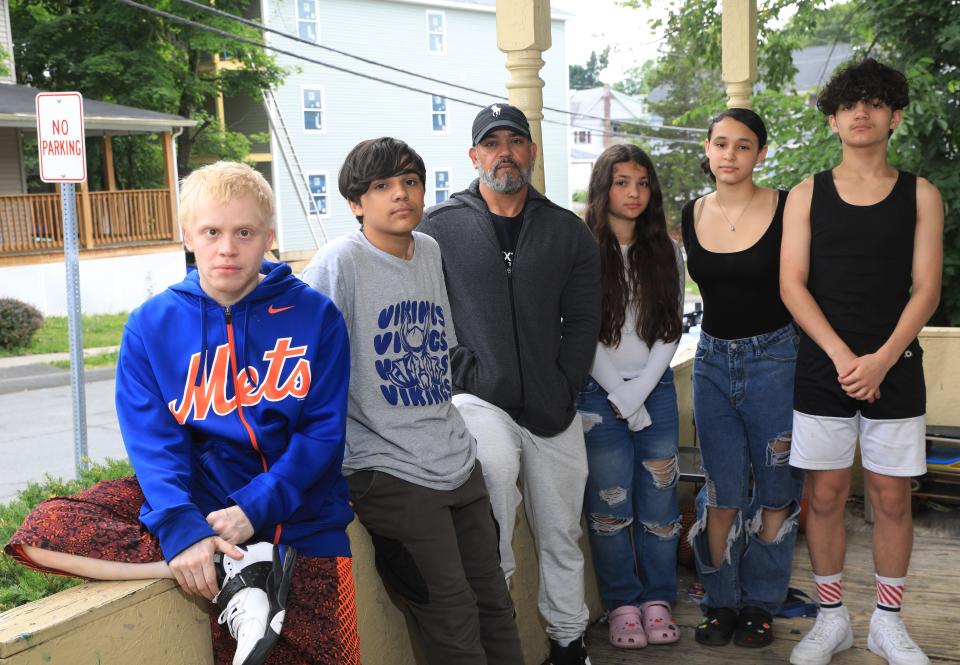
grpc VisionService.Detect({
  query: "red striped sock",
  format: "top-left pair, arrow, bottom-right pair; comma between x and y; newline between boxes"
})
876,574 -> 905,613
815,572 -> 844,610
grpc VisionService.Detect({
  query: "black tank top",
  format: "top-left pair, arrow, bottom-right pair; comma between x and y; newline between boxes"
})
808,169 -> 916,338
681,190 -> 793,340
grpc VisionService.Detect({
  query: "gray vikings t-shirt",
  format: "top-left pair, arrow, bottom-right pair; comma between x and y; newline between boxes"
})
302,230 -> 475,490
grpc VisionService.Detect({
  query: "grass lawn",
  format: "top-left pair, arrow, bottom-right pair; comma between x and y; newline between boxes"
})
0,458 -> 134,612
49,350 -> 120,369
0,313 -> 128,359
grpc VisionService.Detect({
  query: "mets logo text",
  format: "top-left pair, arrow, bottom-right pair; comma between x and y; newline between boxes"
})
169,338 -> 311,423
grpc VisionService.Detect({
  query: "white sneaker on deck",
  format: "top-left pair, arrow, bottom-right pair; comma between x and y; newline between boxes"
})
789,606 -> 854,665
868,611 -> 929,665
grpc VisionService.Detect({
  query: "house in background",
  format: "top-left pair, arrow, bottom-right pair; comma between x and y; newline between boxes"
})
567,84 -> 651,196
217,0 -> 572,271
0,0 -> 195,315
0,82 -> 195,316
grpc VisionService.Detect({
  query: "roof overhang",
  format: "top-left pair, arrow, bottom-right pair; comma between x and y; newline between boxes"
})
0,83 -> 197,134
0,112 -> 196,134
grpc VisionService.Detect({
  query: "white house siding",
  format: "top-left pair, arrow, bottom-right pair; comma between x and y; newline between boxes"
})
261,0 -> 569,253
0,249 -> 187,316
0,127 -> 24,193
0,0 -> 15,84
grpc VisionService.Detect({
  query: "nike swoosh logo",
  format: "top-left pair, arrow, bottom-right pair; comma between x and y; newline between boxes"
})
268,304 -> 295,314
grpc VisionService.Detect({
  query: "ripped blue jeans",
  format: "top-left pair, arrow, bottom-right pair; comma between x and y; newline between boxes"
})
690,323 -> 804,613
577,368 -> 680,609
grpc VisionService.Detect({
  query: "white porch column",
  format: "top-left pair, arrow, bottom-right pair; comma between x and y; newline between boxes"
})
722,0 -> 758,109
495,0 -> 551,194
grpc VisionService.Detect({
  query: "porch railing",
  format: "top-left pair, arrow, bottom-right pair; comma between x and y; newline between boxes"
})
0,192 -> 63,253
0,189 -> 176,255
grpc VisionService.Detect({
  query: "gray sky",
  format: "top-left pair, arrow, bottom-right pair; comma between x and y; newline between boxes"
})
553,0 -> 667,83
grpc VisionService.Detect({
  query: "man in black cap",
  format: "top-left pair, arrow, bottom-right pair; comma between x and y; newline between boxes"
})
419,103 -> 601,665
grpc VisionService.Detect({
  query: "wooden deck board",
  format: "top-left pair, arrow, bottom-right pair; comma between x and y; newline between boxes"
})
587,507 -> 960,664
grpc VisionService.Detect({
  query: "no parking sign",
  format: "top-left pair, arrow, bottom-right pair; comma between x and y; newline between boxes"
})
35,92 -> 87,183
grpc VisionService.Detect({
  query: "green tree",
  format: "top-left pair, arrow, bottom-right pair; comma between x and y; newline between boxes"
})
569,48 -> 610,90
11,0 -> 286,183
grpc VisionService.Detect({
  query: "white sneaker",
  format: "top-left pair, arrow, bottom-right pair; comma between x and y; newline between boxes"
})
789,606 -> 854,665
868,612 -> 929,665
213,542 -> 298,665
218,587 -> 273,665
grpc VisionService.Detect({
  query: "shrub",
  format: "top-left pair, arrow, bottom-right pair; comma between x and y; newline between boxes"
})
0,299 -> 44,350
0,458 -> 134,612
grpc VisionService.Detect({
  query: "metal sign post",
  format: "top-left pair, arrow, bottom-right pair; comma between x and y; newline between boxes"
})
61,182 -> 88,473
36,92 -> 88,474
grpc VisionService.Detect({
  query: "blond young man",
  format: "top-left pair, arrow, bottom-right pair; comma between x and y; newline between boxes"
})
5,162 -> 359,665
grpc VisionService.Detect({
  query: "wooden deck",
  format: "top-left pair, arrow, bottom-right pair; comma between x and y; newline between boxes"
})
587,504 -> 960,664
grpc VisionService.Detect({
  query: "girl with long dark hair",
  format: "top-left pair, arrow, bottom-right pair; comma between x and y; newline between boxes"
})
681,108 -> 802,649
579,144 -> 684,650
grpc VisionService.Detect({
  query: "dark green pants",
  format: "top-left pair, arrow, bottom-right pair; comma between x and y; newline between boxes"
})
347,463 -> 524,665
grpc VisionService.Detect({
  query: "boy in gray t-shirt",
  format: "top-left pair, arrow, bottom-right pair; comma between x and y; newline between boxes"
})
302,137 -> 522,665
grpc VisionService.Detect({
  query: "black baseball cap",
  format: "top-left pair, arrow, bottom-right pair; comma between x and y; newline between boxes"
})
471,103 -> 531,145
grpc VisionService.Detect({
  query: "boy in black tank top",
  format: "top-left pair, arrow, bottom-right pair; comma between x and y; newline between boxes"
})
781,59 -> 944,665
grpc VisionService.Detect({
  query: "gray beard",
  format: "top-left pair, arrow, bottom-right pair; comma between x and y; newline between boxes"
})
478,160 -> 532,194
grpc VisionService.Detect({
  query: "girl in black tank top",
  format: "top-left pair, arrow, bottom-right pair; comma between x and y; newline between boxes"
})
681,108 -> 801,650
681,191 -> 792,339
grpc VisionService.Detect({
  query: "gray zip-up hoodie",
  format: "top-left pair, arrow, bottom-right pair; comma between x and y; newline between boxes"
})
419,179 -> 601,437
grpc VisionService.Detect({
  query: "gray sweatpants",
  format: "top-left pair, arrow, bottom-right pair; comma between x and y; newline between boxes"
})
453,393 -> 591,645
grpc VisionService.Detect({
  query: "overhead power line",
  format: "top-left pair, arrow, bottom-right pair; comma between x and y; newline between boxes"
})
170,0 -> 705,136
116,0 -> 703,145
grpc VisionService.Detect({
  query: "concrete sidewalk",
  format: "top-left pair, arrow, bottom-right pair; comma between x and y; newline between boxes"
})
0,346 -> 119,394
0,345 -> 119,369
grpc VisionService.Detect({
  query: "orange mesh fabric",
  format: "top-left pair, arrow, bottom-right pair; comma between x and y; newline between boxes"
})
336,556 -> 361,665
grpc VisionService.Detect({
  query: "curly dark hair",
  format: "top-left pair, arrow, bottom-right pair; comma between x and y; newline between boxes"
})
338,137 -> 426,224
817,58 -> 910,116
585,144 -> 682,348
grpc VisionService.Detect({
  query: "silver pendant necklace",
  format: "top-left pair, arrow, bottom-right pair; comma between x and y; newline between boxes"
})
715,187 -> 757,232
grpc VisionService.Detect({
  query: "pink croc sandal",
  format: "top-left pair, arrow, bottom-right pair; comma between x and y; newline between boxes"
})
608,605 -> 646,649
641,600 -> 680,644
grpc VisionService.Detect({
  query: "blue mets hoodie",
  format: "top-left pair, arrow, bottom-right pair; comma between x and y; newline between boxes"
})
116,261 -> 352,562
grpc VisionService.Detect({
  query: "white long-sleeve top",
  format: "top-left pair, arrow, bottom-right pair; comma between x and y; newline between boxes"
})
590,241 -> 685,431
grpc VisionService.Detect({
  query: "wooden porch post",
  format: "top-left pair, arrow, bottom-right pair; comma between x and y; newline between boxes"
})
102,136 -> 117,191
161,131 -> 180,241
721,0 -> 758,109
213,53 -> 227,133
495,0 -> 551,194
78,180 -> 95,248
